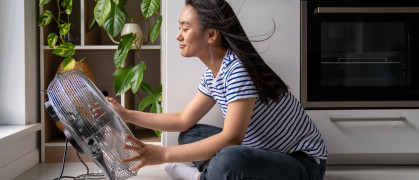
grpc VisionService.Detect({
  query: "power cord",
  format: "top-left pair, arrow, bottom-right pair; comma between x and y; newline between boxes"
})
77,151 -> 89,174
53,138 -> 75,180
52,137 -> 106,180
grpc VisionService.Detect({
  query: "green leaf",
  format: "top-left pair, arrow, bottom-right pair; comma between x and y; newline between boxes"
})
58,23 -> 71,36
47,33 -> 58,48
94,0 -> 112,26
118,0 -> 127,6
39,0 -> 52,6
153,130 -> 162,138
113,67 -> 133,96
141,0 -> 159,19
87,19 -> 97,32
52,43 -> 75,57
140,82 -> 154,94
156,84 -> 162,102
113,0 -> 119,5
103,1 -> 125,37
139,94 -> 154,111
113,33 -> 136,68
150,16 -> 162,43
150,97 -> 162,113
130,62 -> 146,94
38,10 -> 53,26
62,57 -> 75,71
61,0 -> 73,14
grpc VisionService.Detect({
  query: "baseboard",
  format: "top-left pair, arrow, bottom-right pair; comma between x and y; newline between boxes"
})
0,148 -> 40,180
327,153 -> 419,165
0,131 -> 38,168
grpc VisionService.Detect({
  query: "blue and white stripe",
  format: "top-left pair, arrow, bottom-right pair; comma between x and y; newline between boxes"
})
198,49 -> 328,159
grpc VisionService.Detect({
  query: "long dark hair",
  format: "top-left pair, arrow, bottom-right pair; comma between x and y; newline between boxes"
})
185,0 -> 288,104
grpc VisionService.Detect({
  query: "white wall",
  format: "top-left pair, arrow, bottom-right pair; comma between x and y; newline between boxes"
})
162,0 -> 300,146
0,0 -> 38,125
0,0 -> 40,178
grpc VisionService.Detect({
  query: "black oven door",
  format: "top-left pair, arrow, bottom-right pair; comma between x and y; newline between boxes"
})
301,0 -> 419,109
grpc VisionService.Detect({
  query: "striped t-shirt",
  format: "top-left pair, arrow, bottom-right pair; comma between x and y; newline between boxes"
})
198,49 -> 328,159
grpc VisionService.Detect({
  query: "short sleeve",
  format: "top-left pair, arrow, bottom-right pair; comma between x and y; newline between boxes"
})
225,64 -> 258,104
198,73 -> 213,98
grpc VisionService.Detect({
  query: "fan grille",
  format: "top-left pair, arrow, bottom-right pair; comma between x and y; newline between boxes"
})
47,70 -> 140,180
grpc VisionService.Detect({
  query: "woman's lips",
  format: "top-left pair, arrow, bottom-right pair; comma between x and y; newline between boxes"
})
179,44 -> 186,49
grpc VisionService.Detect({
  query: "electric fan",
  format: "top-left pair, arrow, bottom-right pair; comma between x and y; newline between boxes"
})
44,69 -> 140,180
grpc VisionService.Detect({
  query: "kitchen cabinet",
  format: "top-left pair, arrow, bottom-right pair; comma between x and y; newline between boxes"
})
40,0 -> 164,162
308,109 -> 419,164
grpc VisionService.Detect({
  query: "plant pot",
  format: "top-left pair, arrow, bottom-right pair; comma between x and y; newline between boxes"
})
54,61 -> 96,133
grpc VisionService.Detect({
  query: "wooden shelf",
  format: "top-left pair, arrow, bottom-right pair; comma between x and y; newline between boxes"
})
40,0 -> 163,163
42,45 -> 161,50
45,129 -> 160,146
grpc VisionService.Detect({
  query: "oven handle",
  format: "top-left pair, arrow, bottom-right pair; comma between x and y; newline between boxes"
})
330,116 -> 407,122
315,7 -> 419,14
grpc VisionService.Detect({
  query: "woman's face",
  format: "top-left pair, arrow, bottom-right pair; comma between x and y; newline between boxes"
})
176,5 -> 209,58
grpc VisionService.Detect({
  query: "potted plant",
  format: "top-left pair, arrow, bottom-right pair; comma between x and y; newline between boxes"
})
38,0 -> 163,137
38,0 -> 83,71
91,0 -> 163,137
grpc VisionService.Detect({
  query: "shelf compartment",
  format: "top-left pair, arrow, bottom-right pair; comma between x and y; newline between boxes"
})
84,0 -> 161,46
42,45 -> 161,50
42,0 -> 81,46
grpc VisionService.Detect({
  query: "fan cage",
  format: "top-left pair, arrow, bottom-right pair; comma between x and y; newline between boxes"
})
47,70 -> 140,180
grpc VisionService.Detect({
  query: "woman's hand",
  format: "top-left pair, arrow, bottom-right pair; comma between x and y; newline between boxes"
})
121,134 -> 167,171
105,97 -> 128,120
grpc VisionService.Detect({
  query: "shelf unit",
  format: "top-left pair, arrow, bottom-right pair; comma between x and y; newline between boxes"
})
40,0 -> 163,162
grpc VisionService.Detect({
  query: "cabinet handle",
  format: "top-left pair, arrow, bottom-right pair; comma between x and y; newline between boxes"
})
315,7 -> 419,14
330,117 -> 407,122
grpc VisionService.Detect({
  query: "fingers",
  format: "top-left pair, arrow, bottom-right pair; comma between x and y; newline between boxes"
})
125,134 -> 145,147
106,97 -> 114,102
122,144 -> 143,152
130,161 -> 146,171
121,155 -> 142,163
121,154 -> 145,171
106,97 -> 117,104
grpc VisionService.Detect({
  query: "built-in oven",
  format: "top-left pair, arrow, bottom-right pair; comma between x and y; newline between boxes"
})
301,0 -> 419,109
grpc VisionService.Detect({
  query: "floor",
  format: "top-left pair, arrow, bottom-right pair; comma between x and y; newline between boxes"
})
14,162 -> 419,180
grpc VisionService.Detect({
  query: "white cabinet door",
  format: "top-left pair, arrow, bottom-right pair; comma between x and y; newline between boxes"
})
308,109 -> 419,164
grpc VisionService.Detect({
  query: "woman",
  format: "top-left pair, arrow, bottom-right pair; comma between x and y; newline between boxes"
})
107,0 -> 327,179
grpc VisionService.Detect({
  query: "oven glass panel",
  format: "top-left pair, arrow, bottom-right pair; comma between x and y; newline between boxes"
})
320,22 -> 408,87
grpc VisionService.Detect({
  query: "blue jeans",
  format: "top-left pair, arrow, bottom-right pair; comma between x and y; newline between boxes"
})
178,124 -> 326,180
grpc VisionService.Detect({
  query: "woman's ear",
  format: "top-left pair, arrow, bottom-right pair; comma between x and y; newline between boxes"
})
207,29 -> 219,44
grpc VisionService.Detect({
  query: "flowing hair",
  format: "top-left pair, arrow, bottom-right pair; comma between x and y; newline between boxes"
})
185,0 -> 288,104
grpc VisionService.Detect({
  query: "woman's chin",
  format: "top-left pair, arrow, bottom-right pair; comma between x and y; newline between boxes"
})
180,51 -> 190,57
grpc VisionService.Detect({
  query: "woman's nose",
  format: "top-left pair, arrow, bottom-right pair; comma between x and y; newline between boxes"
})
176,31 -> 182,41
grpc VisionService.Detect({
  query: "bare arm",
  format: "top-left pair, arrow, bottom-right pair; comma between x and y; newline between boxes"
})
120,97 -> 256,170
107,92 -> 216,132
164,97 -> 256,162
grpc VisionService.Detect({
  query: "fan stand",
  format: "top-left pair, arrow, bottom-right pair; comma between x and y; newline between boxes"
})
75,173 -> 106,180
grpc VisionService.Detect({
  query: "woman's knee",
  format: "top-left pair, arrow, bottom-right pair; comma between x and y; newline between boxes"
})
205,146 -> 252,178
178,124 -> 201,145
178,124 -> 222,145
